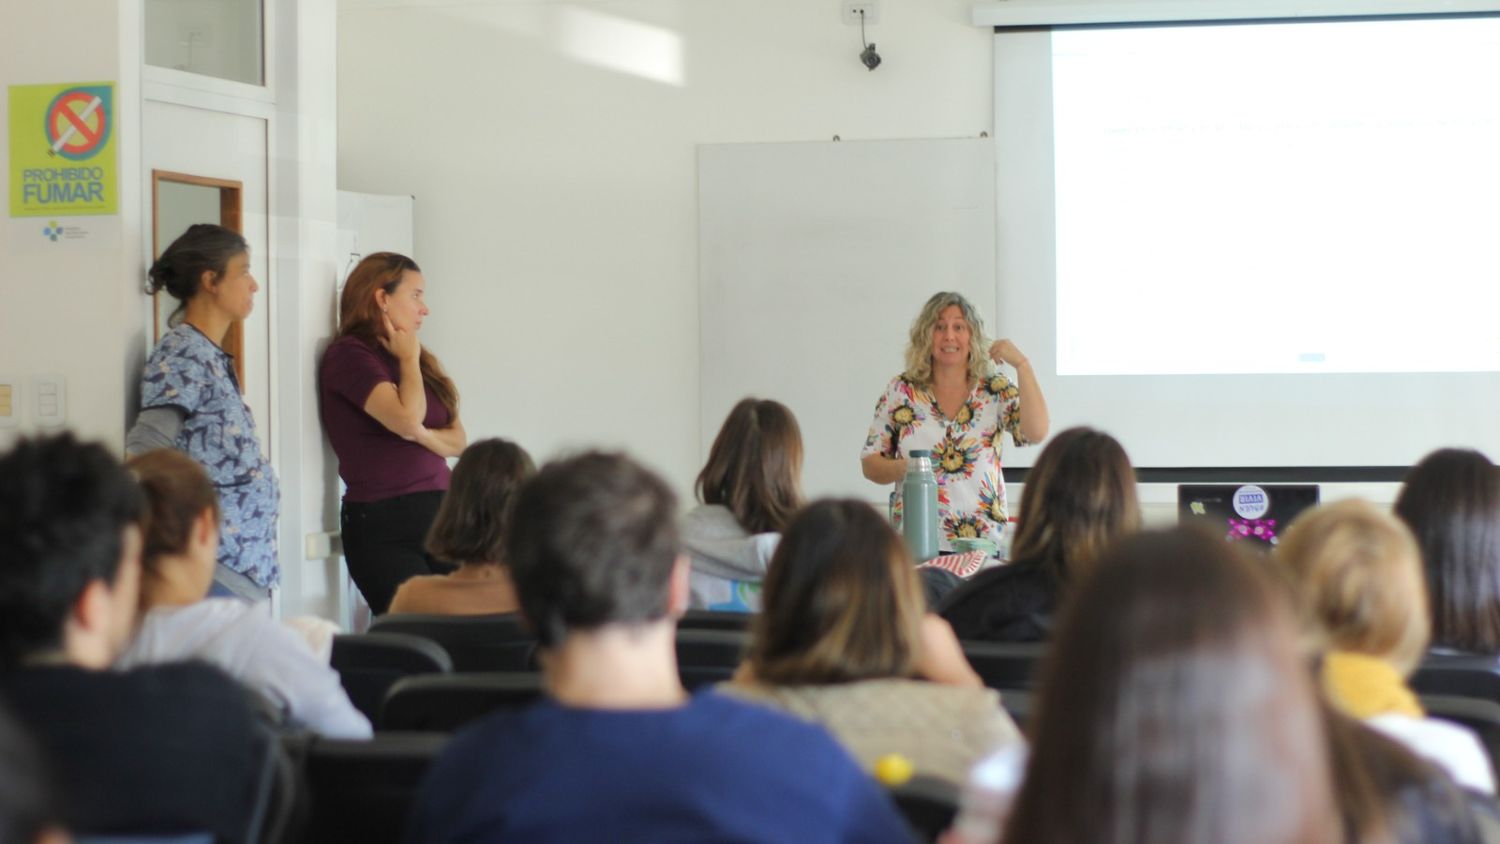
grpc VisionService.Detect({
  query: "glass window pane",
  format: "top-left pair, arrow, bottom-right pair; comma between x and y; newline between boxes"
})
145,0 -> 263,86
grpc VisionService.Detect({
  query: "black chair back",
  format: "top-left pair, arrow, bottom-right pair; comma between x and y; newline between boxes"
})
297,732 -> 449,844
369,613 -> 537,672
960,641 -> 1047,691
381,672 -> 545,732
676,629 -> 750,690
888,775 -> 961,844
1412,652 -> 1500,704
330,633 -> 453,722
678,609 -> 752,632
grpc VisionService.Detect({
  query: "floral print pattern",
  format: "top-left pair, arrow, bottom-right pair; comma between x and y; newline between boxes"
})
862,373 -> 1031,549
140,324 -> 280,587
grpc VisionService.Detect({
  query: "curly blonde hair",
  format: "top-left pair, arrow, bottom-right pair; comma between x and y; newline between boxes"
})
902,292 -> 991,388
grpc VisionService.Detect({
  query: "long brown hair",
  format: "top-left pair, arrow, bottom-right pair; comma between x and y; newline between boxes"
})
1008,426 -> 1140,581
746,499 -> 926,685
1394,448 -> 1500,654
425,438 -> 535,566
1004,529 -> 1340,844
338,252 -> 459,416
695,398 -> 803,535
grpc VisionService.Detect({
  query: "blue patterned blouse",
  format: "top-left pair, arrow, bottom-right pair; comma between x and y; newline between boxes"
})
140,324 -> 280,587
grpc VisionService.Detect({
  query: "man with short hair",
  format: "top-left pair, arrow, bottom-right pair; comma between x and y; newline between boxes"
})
408,451 -> 914,843
0,433 -> 267,842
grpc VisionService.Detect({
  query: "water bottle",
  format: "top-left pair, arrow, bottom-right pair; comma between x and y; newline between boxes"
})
902,450 -> 940,563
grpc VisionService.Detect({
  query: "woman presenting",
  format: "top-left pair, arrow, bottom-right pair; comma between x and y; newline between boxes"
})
860,292 -> 1049,551
319,252 -> 466,614
128,224 -> 279,601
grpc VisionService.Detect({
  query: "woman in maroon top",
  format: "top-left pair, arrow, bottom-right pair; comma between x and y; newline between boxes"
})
319,252 -> 466,614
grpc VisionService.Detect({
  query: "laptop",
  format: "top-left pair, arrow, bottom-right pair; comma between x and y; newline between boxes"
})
1177,484 -> 1321,549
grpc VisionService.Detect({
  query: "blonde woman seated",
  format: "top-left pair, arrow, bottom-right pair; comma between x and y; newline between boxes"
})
117,450 -> 371,738
1278,499 -> 1495,794
723,499 -> 1022,786
388,438 -> 535,616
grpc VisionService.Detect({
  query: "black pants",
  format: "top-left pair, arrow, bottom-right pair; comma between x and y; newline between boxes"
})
341,491 -> 451,615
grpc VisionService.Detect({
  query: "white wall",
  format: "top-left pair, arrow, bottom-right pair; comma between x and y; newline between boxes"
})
0,0 -> 144,453
336,0 -> 992,496
270,0 -> 343,621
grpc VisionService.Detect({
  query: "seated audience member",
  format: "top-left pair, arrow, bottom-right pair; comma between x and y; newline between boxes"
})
0,434 -> 266,842
407,452 -> 913,844
937,427 -> 1139,642
0,703 -> 67,844
993,530 -> 1342,844
388,438 -> 534,616
116,449 -> 371,739
684,398 -> 803,612
724,499 -> 1021,786
1394,448 -> 1500,655
1278,499 -> 1494,794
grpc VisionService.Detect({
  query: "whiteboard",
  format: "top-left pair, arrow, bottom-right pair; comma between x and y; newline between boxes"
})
698,139 -> 996,501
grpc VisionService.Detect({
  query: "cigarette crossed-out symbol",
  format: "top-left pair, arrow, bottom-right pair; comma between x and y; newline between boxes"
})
44,87 -> 110,161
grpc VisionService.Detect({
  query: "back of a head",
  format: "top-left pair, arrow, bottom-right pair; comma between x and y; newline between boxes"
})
426,438 -> 536,565
1393,448 -> 1500,654
126,449 -> 220,581
696,398 -> 803,535
504,451 -> 678,647
1005,528 -> 1339,844
747,499 -> 925,685
1009,426 -> 1140,579
0,434 -> 142,667
1277,500 -> 1429,675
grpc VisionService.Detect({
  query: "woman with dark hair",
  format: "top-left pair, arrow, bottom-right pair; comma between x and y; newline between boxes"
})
117,449 -> 370,739
684,398 -> 803,611
127,223 -> 278,602
319,252 -> 466,614
388,438 -> 535,616
725,499 -> 1021,785
1393,448 -> 1500,655
860,291 -> 1048,551
995,529 -> 1341,844
937,426 -> 1139,642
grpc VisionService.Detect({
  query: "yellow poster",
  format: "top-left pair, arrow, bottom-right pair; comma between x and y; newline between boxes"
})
8,82 -> 117,217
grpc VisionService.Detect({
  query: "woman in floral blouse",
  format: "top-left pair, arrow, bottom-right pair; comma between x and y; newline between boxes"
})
860,292 -> 1049,551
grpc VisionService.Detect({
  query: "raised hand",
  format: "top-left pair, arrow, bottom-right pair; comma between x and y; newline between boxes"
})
988,339 -> 1028,368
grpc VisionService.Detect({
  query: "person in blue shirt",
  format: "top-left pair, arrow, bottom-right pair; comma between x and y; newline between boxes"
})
127,224 -> 278,601
407,451 -> 914,844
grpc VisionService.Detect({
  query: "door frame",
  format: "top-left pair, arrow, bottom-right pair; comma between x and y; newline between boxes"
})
150,168 -> 247,391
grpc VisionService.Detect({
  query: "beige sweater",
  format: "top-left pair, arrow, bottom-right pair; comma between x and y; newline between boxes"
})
720,678 -> 1022,785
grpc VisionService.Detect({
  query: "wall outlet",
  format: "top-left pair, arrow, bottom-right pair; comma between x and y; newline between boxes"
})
842,0 -> 880,25
304,531 -> 344,561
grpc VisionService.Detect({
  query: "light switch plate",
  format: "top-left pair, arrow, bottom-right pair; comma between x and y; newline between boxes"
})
33,376 -> 65,428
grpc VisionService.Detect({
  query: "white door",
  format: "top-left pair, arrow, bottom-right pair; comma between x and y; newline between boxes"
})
142,101 -> 272,456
